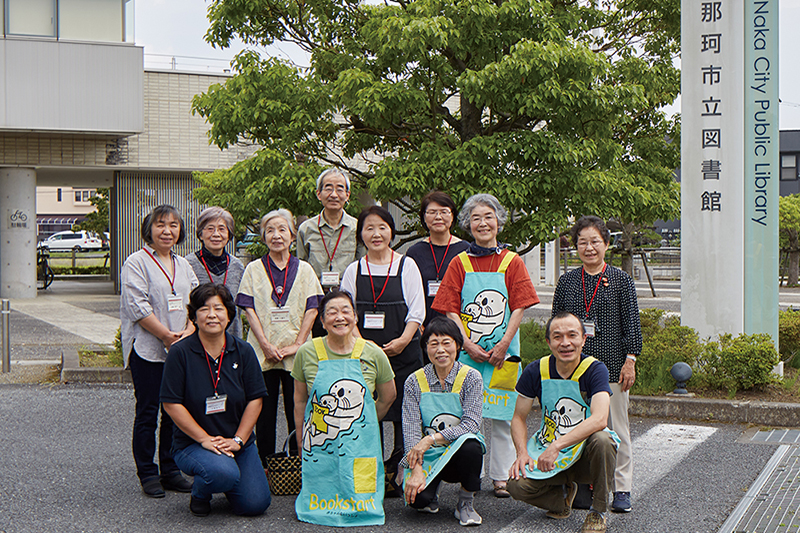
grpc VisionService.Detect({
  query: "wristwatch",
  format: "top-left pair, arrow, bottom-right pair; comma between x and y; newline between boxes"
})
232,435 -> 245,448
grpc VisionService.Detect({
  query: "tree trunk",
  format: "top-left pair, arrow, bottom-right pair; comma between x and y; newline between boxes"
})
789,232 -> 799,286
619,223 -> 636,277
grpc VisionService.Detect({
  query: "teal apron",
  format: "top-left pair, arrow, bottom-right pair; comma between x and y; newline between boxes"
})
402,365 -> 486,495
456,251 -> 522,421
524,355 -> 619,479
296,338 -> 385,526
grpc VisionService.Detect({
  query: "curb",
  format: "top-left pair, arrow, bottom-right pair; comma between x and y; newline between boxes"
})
60,346 -> 131,384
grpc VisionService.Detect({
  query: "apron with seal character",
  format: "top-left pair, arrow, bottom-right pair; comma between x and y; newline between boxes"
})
456,251 -> 521,421
402,365 -> 486,494
296,337 -> 385,526
524,355 -> 619,479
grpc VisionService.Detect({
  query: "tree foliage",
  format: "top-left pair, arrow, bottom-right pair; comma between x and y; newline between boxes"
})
73,188 -> 110,236
779,194 -> 800,286
193,0 -> 681,248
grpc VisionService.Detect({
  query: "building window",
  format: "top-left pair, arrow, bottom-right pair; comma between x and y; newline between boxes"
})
6,0 -> 56,37
57,188 -> 62,202
73,189 -> 95,203
782,154 -> 797,181
5,0 -> 133,42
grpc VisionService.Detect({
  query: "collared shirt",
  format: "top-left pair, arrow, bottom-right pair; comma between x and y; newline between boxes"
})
296,211 -> 365,284
400,361 -> 483,466
120,244 -> 199,367
551,264 -> 642,382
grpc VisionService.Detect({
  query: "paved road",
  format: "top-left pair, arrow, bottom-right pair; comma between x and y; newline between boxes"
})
0,384 -> 778,533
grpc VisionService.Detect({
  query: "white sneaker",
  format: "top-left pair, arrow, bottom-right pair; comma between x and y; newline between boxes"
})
455,498 -> 482,526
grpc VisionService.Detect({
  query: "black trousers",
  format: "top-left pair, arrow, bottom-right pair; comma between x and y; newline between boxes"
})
129,349 -> 179,482
409,438 -> 484,509
256,368 -> 296,463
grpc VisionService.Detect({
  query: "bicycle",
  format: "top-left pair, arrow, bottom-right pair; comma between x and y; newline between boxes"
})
37,247 -> 55,290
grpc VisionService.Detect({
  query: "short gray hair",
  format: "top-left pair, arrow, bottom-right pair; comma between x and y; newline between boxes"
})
259,209 -> 296,241
458,193 -> 508,234
316,167 -> 351,192
195,206 -> 235,243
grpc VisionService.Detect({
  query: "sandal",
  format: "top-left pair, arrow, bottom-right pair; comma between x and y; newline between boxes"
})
493,481 -> 511,498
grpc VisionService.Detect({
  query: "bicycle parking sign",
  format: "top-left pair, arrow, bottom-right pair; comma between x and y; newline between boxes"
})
8,209 -> 28,229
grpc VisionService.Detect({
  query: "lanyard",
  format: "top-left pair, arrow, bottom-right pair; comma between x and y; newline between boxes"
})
204,341 -> 226,396
200,250 -> 229,286
318,215 -> 345,271
582,263 -> 608,319
365,252 -> 394,308
143,248 -> 176,295
429,235 -> 453,280
266,256 -> 290,307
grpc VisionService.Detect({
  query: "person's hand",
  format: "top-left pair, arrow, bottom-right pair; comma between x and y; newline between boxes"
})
161,331 -> 182,350
619,357 -> 636,392
535,444 -> 559,473
209,436 -> 239,457
487,338 -> 510,369
383,337 -> 410,357
509,452 -> 536,480
260,340 -> 282,363
407,436 -> 433,468
463,338 -> 490,364
404,469 -> 426,505
278,343 -> 301,359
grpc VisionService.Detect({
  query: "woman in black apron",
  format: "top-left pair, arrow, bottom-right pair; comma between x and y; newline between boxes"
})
340,205 -> 426,495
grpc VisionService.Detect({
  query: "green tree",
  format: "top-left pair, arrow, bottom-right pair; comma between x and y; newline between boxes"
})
73,188 -> 110,236
192,0 -> 681,247
779,194 -> 800,286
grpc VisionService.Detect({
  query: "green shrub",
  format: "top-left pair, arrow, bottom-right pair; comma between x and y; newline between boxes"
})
519,320 -> 550,368
697,333 -> 778,397
779,309 -> 800,364
51,265 -> 110,275
633,317 -> 703,395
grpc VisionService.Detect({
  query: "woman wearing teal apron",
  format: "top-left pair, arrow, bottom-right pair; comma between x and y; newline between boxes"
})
291,289 -> 396,527
402,317 -> 486,526
432,193 -> 539,497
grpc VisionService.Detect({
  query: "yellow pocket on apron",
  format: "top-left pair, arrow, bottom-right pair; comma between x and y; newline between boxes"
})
489,361 -> 520,391
353,457 -> 378,494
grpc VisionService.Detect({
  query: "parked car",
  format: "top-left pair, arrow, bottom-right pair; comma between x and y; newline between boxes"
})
38,231 -> 103,252
235,232 -> 260,254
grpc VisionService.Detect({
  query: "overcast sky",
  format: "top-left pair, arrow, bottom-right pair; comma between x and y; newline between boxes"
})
134,0 -> 800,129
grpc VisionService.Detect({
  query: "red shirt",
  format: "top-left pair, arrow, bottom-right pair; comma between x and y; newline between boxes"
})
431,249 -> 539,314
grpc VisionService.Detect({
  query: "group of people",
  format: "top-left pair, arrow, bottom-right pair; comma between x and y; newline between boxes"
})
119,166 -> 642,533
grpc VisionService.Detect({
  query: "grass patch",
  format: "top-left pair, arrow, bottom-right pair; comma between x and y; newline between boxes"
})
78,327 -> 123,367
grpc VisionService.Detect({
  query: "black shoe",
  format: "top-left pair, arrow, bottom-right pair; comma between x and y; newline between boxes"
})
190,496 -> 211,517
142,477 -> 165,498
572,483 -> 593,510
161,473 -> 193,493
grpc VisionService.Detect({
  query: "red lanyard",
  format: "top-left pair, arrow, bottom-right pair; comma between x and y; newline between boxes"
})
318,215 -> 345,271
582,263 -> 608,319
266,256 -> 289,307
143,248 -> 176,295
429,235 -> 453,280
365,252 -> 394,307
200,250 -> 229,286
204,341 -> 226,396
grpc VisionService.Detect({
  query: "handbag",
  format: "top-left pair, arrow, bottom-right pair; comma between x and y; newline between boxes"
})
264,430 -> 302,495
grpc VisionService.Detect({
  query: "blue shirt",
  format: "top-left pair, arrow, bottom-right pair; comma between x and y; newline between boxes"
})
516,354 -> 612,405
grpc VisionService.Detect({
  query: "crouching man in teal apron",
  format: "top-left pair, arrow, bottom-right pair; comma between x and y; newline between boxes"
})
401,317 -> 486,526
292,289 -> 396,527
507,312 -> 618,533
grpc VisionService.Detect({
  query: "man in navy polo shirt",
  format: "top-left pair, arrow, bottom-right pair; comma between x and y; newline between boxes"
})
507,312 -> 617,533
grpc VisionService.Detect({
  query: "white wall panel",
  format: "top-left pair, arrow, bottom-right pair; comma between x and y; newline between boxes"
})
1,39 -> 143,134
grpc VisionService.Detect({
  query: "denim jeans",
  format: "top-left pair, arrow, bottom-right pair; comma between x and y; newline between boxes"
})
173,441 -> 271,516
129,349 -> 178,482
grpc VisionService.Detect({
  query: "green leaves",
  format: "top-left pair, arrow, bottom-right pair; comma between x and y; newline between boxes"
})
194,0 -> 681,247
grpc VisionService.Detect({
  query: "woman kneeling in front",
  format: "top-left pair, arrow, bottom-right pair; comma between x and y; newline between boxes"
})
161,283 -> 271,517
402,316 -> 485,526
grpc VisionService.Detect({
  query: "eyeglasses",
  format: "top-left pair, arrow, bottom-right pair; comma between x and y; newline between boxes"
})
577,239 -> 605,249
321,184 -> 348,195
324,306 -> 354,318
425,209 -> 451,218
470,214 -> 496,224
202,225 -> 228,236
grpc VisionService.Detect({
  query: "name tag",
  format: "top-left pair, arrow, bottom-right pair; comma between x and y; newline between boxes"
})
427,280 -> 441,297
271,307 -> 291,323
321,271 -> 340,287
206,394 -> 227,415
167,295 -> 183,312
583,320 -> 596,337
363,312 -> 385,329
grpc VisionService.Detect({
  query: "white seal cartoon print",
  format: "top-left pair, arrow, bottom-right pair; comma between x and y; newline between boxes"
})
302,379 -> 366,452
462,289 -> 507,346
423,413 -> 461,437
536,397 -> 587,446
